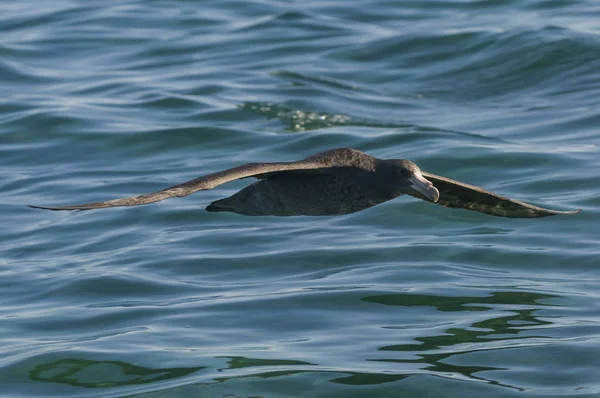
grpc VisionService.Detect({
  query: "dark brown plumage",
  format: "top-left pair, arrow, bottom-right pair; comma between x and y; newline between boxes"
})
29,148 -> 580,218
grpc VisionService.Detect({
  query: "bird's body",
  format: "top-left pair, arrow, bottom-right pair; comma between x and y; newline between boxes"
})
29,148 -> 580,218
207,166 -> 396,216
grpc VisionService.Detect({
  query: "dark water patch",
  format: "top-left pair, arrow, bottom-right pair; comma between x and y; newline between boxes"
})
29,357 -> 205,389
240,101 -> 500,140
271,70 -> 360,92
241,101 -> 354,131
363,291 -> 557,312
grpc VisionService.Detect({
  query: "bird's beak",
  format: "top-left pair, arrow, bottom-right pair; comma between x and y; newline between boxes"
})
409,171 -> 440,202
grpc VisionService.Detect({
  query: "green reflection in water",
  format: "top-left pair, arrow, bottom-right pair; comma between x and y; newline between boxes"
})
363,291 -> 558,390
221,356 -> 314,369
28,291 -> 558,391
216,357 -> 407,386
362,291 -> 556,312
217,369 -> 409,387
212,357 -> 313,383
241,101 -> 354,132
381,309 -> 551,352
217,370 -> 408,387
29,358 -> 204,388
329,372 -> 408,385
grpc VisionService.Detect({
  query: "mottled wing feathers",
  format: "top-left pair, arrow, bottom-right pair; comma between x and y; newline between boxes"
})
411,172 -> 581,218
28,148 -> 370,211
28,161 -> 327,211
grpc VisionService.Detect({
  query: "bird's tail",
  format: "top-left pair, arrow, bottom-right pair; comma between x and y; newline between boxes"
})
205,198 -> 232,212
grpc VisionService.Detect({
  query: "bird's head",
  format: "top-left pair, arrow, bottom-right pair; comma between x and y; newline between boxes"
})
386,159 -> 440,202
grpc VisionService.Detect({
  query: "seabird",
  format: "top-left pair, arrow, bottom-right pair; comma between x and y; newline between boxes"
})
29,148 -> 580,218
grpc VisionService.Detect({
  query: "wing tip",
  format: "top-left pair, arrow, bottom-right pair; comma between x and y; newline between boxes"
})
541,208 -> 581,217
27,204 -> 87,211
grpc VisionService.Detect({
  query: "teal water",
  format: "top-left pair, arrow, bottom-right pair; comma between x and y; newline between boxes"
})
2,1 -> 600,397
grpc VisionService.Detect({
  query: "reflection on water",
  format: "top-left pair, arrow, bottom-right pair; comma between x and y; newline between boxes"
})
378,308 -> 551,352
241,101 -> 353,131
362,291 -> 556,312
240,101 -> 484,143
27,291 -> 557,392
29,358 -> 204,388
365,291 -> 557,390
328,373 -> 408,386
215,357 -> 408,386
220,356 -> 314,370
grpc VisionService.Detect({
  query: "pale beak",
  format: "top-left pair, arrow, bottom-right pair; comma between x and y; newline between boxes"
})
409,171 -> 440,202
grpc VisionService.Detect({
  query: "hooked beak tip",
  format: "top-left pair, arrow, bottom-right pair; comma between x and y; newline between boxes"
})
430,186 -> 440,203
409,172 -> 440,202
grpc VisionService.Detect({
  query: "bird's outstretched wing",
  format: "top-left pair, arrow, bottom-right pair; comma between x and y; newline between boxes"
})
409,172 -> 581,218
28,148 -> 370,211
29,161 -> 330,211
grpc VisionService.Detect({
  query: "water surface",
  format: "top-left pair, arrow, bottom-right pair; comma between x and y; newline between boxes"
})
2,1 -> 599,397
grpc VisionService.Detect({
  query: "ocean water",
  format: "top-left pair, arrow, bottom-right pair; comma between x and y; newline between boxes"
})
2,1 -> 600,397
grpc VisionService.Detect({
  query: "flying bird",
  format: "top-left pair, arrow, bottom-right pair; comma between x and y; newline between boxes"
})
29,148 -> 580,218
